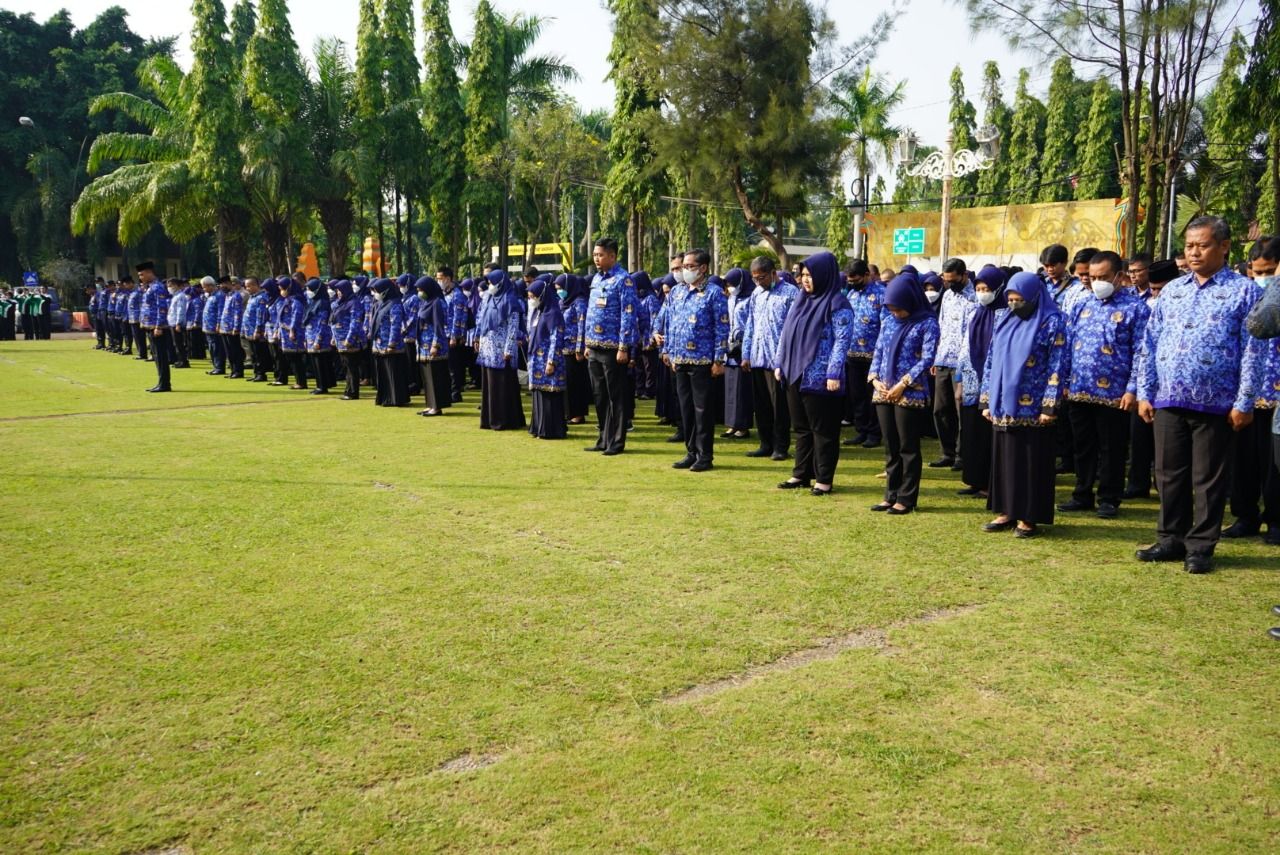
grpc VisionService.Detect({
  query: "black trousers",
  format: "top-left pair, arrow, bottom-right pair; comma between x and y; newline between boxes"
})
932,366 -> 961,459
675,363 -> 715,464
206,330 -> 224,370
878,404 -> 929,508
38,312 -> 50,339
844,357 -> 879,441
310,351 -> 335,391
1127,411 -> 1154,493
288,353 -> 309,387
132,324 -> 149,359
587,347 -> 629,453
95,317 -> 107,347
152,329 -> 172,389
448,345 -> 468,400
636,348 -> 660,398
959,404 -> 993,491
171,328 -> 188,365
223,333 -> 245,375
1055,401 -> 1075,471
340,352 -> 361,397
1154,407 -> 1235,557
750,368 -> 791,455
1069,400 -> 1131,506
21,313 -> 34,339
189,329 -> 207,360
271,342 -> 290,383
787,383 -> 842,485
1228,408 -> 1278,527
250,339 -> 273,379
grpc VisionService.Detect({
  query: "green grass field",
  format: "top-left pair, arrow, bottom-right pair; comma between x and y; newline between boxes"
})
2,337 -> 1277,853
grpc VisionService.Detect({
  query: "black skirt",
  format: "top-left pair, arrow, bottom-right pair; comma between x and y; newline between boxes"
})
960,404 -> 994,492
724,365 -> 754,430
988,425 -> 1056,525
420,359 -> 452,411
566,357 -> 591,420
530,389 -> 567,439
481,366 -> 526,430
374,352 -> 410,406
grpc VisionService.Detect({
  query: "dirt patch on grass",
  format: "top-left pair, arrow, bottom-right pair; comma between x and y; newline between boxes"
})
436,752 -> 502,773
665,604 -> 981,704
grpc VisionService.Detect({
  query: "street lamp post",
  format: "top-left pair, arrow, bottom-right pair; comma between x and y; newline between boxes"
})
896,126 -> 1000,262
849,176 -> 867,261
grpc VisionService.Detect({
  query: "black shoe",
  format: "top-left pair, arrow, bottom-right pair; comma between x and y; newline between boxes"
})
770,451 -> 790,461
689,460 -> 713,472
584,445 -> 604,453
146,386 -> 171,393
861,438 -> 881,449
810,487 -> 832,496
601,448 -> 623,457
1221,520 -> 1261,539
869,502 -> 892,512
1121,487 -> 1150,500
950,460 -> 964,472
1136,542 -> 1187,563
672,456 -> 695,469
746,447 -> 773,458
1015,525 -> 1038,539
1264,528 -> 1280,546
1056,498 -> 1095,512
777,479 -> 811,490
206,369 -> 224,375
250,375 -> 267,382
843,434 -> 867,447
229,372 -> 244,379
983,519 -> 1015,533
928,458 -> 955,468
886,505 -> 913,516
269,380 -> 287,386
666,432 -> 685,443
1272,605 -> 1280,617
1184,554 -> 1214,574
956,486 -> 982,496
309,388 -> 329,395
1096,503 -> 1119,519
1269,627 -> 1280,641
340,394 -> 358,401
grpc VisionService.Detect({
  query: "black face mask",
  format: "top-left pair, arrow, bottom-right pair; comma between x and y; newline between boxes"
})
1011,300 -> 1036,320
949,281 -> 965,293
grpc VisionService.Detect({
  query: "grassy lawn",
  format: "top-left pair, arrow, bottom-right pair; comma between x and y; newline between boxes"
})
2,337 -> 1277,853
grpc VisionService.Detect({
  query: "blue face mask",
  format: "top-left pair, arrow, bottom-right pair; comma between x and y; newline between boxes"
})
557,289 -> 568,301
840,287 -> 850,296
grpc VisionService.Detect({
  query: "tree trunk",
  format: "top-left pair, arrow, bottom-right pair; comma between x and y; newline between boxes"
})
406,195 -> 414,273
319,199 -> 354,277
376,186 -> 385,277
394,186 -> 403,274
730,167 -> 788,270
218,206 -> 250,277
582,192 -> 595,259
262,217 -> 290,277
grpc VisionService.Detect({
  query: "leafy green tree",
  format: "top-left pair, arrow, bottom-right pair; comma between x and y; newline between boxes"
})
824,186 -> 853,256
462,0 -> 506,259
1248,2 -> 1280,233
354,0 -> 386,259
830,66 -> 903,221
1202,31 -> 1253,245
380,0 -> 425,272
1072,77 -> 1121,201
421,0 -> 467,267
1038,57 -> 1077,202
975,62 -> 1012,204
305,37 -> 359,275
1005,69 -> 1046,206
948,66 -> 979,207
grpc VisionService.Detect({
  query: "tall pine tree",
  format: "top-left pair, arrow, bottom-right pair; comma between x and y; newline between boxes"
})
1038,57 -> 1077,203
974,62 -> 1011,205
228,0 -> 255,82
1073,77 -> 1120,201
947,66 -> 978,208
463,0 -> 506,259
1204,31 -> 1252,245
380,0 -> 423,272
421,0 -> 466,267
1005,69 -> 1046,206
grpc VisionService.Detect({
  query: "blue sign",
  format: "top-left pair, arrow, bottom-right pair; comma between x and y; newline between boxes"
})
22,271 -> 38,287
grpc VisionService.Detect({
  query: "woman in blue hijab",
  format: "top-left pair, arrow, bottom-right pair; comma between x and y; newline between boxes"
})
330,279 -> 365,399
413,275 -> 452,416
476,269 -> 526,430
957,265 -> 1007,498
526,278 -> 567,439
277,278 -> 309,390
303,277 -> 335,394
980,271 -> 1069,538
559,273 -> 592,424
868,270 -> 941,514
370,277 -> 410,406
774,252 -> 854,495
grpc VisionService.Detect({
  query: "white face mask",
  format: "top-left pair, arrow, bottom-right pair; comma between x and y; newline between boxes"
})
682,268 -> 701,285
327,288 -> 337,300
353,284 -> 363,293
976,291 -> 996,306
1257,275 -> 1277,289
1092,281 -> 1116,300
375,292 -> 386,302
925,290 -> 941,303
727,286 -> 739,297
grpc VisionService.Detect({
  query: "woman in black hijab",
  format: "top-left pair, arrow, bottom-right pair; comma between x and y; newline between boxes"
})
370,277 -> 410,406
560,273 -> 592,424
413,275 -> 452,416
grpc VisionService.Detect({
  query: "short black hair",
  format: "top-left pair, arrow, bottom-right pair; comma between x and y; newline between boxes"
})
594,237 -> 619,254
1248,236 -> 1275,261
523,266 -> 539,277
1174,249 -> 1187,259
941,257 -> 967,275
749,255 -> 776,272
684,248 -> 711,267
482,262 -> 500,273
1072,247 -> 1099,267
435,265 -> 454,279
1185,215 -> 1230,242
1090,251 -> 1123,275
1259,236 -> 1280,264
1040,244 -> 1069,266
1128,252 -> 1153,267
845,260 -> 870,277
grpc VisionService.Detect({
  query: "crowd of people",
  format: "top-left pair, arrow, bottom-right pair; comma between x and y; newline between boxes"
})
63,220 -> 1280,592
0,286 -> 56,340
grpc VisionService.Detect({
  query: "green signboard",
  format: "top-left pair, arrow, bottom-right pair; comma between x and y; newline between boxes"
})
892,227 -> 926,255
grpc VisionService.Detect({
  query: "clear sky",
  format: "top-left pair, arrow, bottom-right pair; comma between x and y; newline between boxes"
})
8,0 -> 1261,193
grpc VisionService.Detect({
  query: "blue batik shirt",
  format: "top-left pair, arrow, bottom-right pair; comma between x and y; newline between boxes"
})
127,289 -> 144,324
869,315 -> 941,408
141,283 -> 170,329
562,297 -> 587,356
304,301 -> 333,352
331,299 -> 366,352
219,290 -> 244,335
958,303 -> 1003,407
935,284 -> 976,369
845,280 -> 884,360
445,288 -> 469,342
1066,288 -> 1150,406
1136,267 -> 1264,415
726,292 -> 751,367
584,263 -> 638,350
476,309 -> 520,369
241,291 -> 269,339
741,280 -> 800,370
797,306 -> 856,395
277,297 -> 306,352
980,311 -> 1070,426
201,290 -> 224,332
662,282 -> 730,366
640,293 -> 662,349
1246,280 -> 1280,431
371,300 -> 405,355
166,290 -> 189,328
528,312 -> 566,392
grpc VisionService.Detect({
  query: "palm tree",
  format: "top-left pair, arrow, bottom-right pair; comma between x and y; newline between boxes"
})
71,56 -> 210,247
497,13 -> 579,113
305,37 -> 359,275
829,67 -> 906,196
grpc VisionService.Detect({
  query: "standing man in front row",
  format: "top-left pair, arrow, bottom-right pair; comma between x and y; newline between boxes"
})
583,237 -> 637,456
141,265 -> 172,392
661,248 -> 730,472
740,255 -> 800,460
1135,216 -> 1265,573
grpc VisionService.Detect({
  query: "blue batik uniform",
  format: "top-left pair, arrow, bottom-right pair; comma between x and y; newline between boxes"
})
1136,268 -> 1264,414
304,300 -> 333,352
416,307 -> 449,360
741,280 -> 800,370
844,281 -> 885,360
265,297 -> 282,343
476,298 -> 520,368
980,312 -> 1070,425
869,314 -> 941,407
798,305 -> 857,394
958,304 -> 1004,406
446,289 -> 469,342
726,291 -> 752,367
202,290 -> 224,332
1247,283 -> 1280,432
241,291 -> 269,340
371,299 -> 405,355
935,284 -> 976,370
277,296 -> 306,352
640,292 -> 662,350
141,283 -> 169,328
528,311 -> 566,392
127,288 -> 144,324
1066,289 -> 1150,406
219,290 -> 244,335
402,292 -> 420,342
1047,275 -> 1085,314
661,283 -> 730,365
167,289 -> 189,329
185,291 -> 202,329
562,296 -> 588,356
584,263 -> 637,350
332,298 -> 366,352
107,291 -> 120,320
